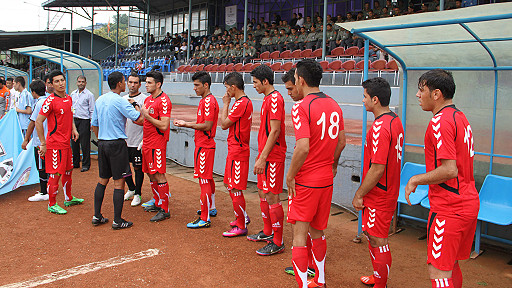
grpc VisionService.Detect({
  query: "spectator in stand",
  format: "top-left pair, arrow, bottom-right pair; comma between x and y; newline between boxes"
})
297,13 -> 305,27
214,44 -> 223,65
385,0 -> 394,11
393,7 -> 402,16
242,42 -> 256,63
290,13 -> 298,27
336,28 -> 351,48
273,13 -> 281,24
345,34 -> 364,48
363,2 -> 372,18
455,0 -> 462,9
234,43 -> 243,64
305,25 -> 320,50
336,14 -> 344,23
247,34 -> 257,49
254,24 -> 264,43
178,41 -> 188,61
304,16 -> 313,30
405,5 -> 415,14
285,27 -> 299,51
381,7 -> 390,17
368,10 -> 378,19
281,20 -> 291,34
357,11 -> 365,21
226,42 -> 237,64
462,0 -> 477,7
324,24 -> 337,54
206,44 -> 215,65
164,32 -> 171,42
190,46 -> 201,65
297,27 -> 308,50
219,43 -> 229,64
260,31 -> 272,53
374,0 -> 383,16
270,29 -> 280,52
149,34 -> 155,44
276,29 -> 288,52
346,12 -> 355,22
0,78 -> 8,117
136,59 -> 144,71
429,0 -> 441,11
213,25 -> 223,37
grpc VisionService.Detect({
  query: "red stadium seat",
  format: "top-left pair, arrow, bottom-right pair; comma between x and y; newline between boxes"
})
264,62 -> 271,67
225,63 -> 234,72
342,60 -> 356,71
233,63 -> 243,72
312,48 -> 323,59
319,61 -> 329,71
327,47 -> 345,59
197,64 -> 205,71
280,50 -> 291,60
210,64 -> 219,72
355,60 -> 371,71
217,64 -> 226,72
342,46 -> 359,58
291,49 -> 302,60
370,59 -> 387,71
328,60 -> 343,71
281,61 -> 294,72
259,51 -> 270,60
300,49 -> 312,58
269,51 -> 280,61
270,62 -> 282,71
241,63 -> 253,72
252,63 -> 261,70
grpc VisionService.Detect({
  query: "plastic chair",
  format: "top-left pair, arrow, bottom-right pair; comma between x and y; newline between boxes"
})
328,60 -> 343,85
225,63 -> 235,72
233,63 -> 243,72
397,163 -> 429,205
270,62 -> 282,71
300,49 -> 313,58
311,48 -> 323,59
291,49 -> 302,60
259,51 -> 270,61
281,61 -> 294,72
319,61 -> 329,71
269,51 -> 280,62
280,50 -> 291,60
342,46 -> 359,58
327,47 -> 345,59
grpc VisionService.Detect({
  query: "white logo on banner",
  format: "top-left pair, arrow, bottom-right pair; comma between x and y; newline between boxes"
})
225,5 -> 237,27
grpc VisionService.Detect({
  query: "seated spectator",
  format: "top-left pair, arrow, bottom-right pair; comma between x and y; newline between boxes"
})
260,30 -> 272,53
374,0 -> 383,16
269,29 -> 280,52
303,16 -> 313,30
136,59 -> 144,71
247,34 -> 257,50
213,25 -> 222,36
242,42 -> 256,63
381,7 -> 390,17
149,34 -> 155,44
296,27 -> 308,50
290,13 -> 298,27
213,44 -> 223,65
392,7 -> 402,16
305,25 -> 320,50
177,41 -> 188,61
324,24 -> 337,54
336,28 -> 351,48
297,13 -> 304,27
285,27 -> 299,51
356,12 -> 364,21
253,24 -> 264,43
346,12 -> 355,22
276,29 -> 288,52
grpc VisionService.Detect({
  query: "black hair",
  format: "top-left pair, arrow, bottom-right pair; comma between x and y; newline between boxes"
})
0,78 -> 5,85
108,71 -> 124,90
192,71 -> 212,87
43,74 -> 50,83
362,77 -> 391,106
146,71 -> 164,84
250,64 -> 274,85
6,77 -> 13,82
48,70 -> 65,84
128,73 -> 142,83
29,79 -> 46,96
295,59 -> 323,87
14,76 -> 26,87
223,72 -> 244,90
77,75 -> 87,81
418,69 -> 456,100
281,68 -> 296,84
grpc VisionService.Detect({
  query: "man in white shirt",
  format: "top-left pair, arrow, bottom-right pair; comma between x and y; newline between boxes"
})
70,75 -> 95,172
6,77 -> 18,111
122,73 -> 149,206
296,13 -> 305,27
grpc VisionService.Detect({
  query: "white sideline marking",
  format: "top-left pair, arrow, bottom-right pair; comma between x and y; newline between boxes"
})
0,248 -> 161,288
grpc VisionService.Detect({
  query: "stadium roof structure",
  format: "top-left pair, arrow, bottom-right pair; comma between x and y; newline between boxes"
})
42,0 -> 188,14
11,45 -> 102,94
0,66 -> 28,78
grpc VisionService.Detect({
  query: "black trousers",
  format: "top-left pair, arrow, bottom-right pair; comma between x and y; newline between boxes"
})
72,118 -> 91,168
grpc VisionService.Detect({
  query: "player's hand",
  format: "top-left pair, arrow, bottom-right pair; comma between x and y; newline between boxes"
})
222,93 -> 231,105
141,106 -> 150,118
174,119 -> 186,127
72,129 -> 79,142
404,176 -> 418,206
39,144 -> 46,157
127,98 -> 135,104
287,175 -> 296,199
332,164 -> 338,178
352,194 -> 364,211
253,157 -> 265,175
21,139 -> 28,150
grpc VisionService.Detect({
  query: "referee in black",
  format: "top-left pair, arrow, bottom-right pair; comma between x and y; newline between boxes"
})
91,72 -> 144,230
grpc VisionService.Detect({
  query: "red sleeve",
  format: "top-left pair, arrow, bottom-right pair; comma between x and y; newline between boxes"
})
371,124 -> 391,165
203,96 -> 216,122
40,97 -> 53,117
339,109 -> 345,131
435,117 -> 457,160
269,93 -> 284,121
159,96 -> 171,118
292,102 -> 310,140
228,99 -> 245,123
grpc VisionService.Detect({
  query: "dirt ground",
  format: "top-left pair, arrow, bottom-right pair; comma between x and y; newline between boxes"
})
0,157 -> 511,287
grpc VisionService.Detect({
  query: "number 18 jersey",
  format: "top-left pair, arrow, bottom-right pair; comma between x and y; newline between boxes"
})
292,92 -> 344,187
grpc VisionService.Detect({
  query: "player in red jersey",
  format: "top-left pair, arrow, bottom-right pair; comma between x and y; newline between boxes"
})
405,69 -> 479,288
219,72 -> 253,237
140,71 -> 172,222
35,70 -> 84,215
352,78 -> 404,288
174,71 -> 219,229
247,64 -> 287,255
287,59 -> 346,288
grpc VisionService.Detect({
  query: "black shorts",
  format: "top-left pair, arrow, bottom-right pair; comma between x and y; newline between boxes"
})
128,147 -> 143,167
34,147 -> 45,171
98,139 -> 131,180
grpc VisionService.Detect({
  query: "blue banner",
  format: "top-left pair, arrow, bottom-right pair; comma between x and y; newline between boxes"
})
0,110 -> 39,195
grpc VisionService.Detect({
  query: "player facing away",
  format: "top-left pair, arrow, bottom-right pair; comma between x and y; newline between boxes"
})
35,70 -> 84,215
174,71 -> 220,229
123,73 -> 149,207
352,78 -> 404,288
287,59 -> 346,288
248,64 -> 287,255
219,72 -> 253,237
91,72 -> 144,229
141,71 -> 172,222
405,69 -> 479,288
281,69 -> 316,279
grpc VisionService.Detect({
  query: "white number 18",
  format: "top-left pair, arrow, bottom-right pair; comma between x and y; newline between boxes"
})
316,111 -> 340,140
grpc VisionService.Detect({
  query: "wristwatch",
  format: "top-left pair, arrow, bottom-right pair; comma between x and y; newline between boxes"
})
132,102 -> 139,108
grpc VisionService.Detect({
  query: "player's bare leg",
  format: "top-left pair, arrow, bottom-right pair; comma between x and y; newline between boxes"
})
360,231 -> 391,288
429,263 -> 458,288
147,172 -> 170,222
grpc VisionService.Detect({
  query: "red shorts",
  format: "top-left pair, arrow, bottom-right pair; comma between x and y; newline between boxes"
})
287,183 -> 333,231
427,211 -> 477,271
223,156 -> 249,191
142,147 -> 166,174
46,148 -> 73,175
257,161 -> 284,195
361,206 -> 395,238
194,147 -> 215,179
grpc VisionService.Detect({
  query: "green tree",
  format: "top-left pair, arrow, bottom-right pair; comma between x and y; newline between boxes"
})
93,14 -> 129,47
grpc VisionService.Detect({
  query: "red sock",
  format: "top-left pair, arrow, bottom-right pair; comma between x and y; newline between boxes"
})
61,171 -> 72,201
373,244 -> 392,288
431,278 -> 453,288
292,246 -> 308,288
312,236 -> 327,285
230,190 -> 246,229
260,198 -> 272,236
199,178 -> 212,221
158,182 -> 169,213
48,174 -> 60,206
150,182 -> 160,207
307,233 -> 314,269
270,202 -> 284,245
452,262 -> 462,288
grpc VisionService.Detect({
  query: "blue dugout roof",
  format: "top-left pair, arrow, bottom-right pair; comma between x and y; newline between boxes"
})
0,66 -> 28,78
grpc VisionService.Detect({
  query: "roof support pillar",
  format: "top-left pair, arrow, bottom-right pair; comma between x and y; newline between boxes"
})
70,12 -> 73,53
145,0 -> 149,66
91,7 -> 94,59
187,0 -> 192,62
322,0 -> 327,60
29,56 -> 33,88
115,6 -> 120,67
440,0 -> 445,11
243,0 -> 248,58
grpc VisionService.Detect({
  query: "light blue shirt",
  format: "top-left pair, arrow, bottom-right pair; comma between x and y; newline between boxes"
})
30,95 -> 48,147
70,87 -> 95,120
16,89 -> 34,130
91,91 -> 141,140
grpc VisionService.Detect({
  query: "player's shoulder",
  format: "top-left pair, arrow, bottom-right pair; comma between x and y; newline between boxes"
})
270,90 -> 284,99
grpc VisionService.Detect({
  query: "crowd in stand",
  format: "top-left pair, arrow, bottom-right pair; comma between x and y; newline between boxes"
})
100,0 -> 480,70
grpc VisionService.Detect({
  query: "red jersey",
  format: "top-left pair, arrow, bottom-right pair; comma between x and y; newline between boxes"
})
143,92 -> 172,149
292,92 -> 344,187
362,112 -> 404,212
39,94 -> 73,149
227,96 -> 253,160
424,105 -> 479,217
195,94 -> 219,149
258,90 -> 287,162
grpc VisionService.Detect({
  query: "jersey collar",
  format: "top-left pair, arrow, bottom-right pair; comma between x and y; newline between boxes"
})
129,92 -> 141,98
435,104 -> 456,115
375,111 -> 395,120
